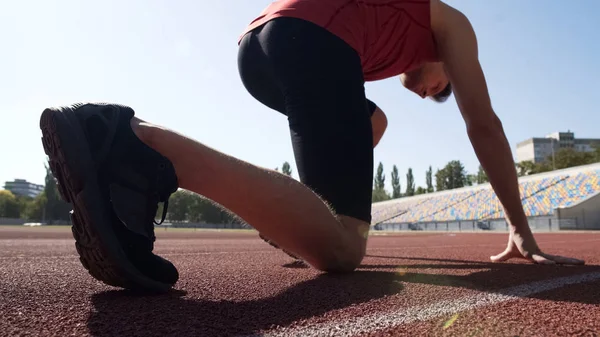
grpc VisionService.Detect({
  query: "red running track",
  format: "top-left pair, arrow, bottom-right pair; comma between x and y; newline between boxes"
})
1,226 -> 599,337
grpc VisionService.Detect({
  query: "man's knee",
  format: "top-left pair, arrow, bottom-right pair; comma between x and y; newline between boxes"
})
318,247 -> 366,273
314,216 -> 369,273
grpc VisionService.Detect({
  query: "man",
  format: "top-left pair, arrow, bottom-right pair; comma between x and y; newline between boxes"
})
39,0 -> 583,292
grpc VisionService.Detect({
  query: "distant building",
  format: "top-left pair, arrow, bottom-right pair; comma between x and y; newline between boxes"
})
3,179 -> 44,198
516,131 -> 600,163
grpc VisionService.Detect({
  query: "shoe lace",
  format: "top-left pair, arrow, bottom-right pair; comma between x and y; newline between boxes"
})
154,199 -> 169,225
152,162 -> 173,226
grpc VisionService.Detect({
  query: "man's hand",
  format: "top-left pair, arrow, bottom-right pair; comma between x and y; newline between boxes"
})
491,228 -> 585,265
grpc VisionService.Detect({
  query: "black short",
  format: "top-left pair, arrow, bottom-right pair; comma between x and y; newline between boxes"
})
237,17 -> 374,223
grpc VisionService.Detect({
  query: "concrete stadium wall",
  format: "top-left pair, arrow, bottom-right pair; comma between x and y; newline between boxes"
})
374,215 -> 572,233
0,218 -> 27,225
555,191 -> 600,230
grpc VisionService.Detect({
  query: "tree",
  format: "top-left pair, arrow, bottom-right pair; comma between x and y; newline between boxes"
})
0,190 -> 21,218
594,144 -> 600,162
435,160 -> 468,191
405,168 -> 415,196
372,188 -> 391,202
372,162 -> 390,202
466,165 -> 488,187
515,147 -> 598,177
23,193 -> 46,221
391,165 -> 401,198
426,166 -> 434,193
165,190 -> 196,222
553,148 -> 595,170
516,160 -> 538,177
476,165 -> 489,184
165,189 -> 241,224
449,160 -> 468,188
435,168 -> 446,191
374,162 -> 385,190
415,186 -> 427,195
43,163 -> 71,222
282,161 -> 292,176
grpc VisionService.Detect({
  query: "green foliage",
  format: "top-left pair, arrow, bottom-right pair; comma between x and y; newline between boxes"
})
476,165 -> 489,184
435,160 -> 468,191
12,147 -> 600,224
426,166 -> 434,193
281,162 -> 292,176
159,189 -> 242,224
23,193 -> 47,221
0,190 -> 21,218
7,161 -> 242,225
516,147 -> 600,177
466,166 -> 488,186
1,163 -> 70,221
405,168 -> 415,196
390,165 -> 401,199
372,162 -> 390,202
42,163 -> 72,221
372,188 -> 391,203
374,162 -> 385,190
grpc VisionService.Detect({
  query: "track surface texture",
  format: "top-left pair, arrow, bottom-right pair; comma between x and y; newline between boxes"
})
1,226 -> 599,337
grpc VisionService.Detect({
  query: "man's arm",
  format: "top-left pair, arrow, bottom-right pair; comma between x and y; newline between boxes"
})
430,1 -> 584,265
431,2 -> 531,235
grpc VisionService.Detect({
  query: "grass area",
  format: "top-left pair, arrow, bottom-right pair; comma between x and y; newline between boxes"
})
0,224 -> 71,231
0,224 -> 257,233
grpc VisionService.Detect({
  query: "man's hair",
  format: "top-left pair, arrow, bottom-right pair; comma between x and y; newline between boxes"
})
430,83 -> 453,103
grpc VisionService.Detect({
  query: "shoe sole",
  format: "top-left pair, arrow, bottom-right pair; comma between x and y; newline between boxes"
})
39,104 -> 172,293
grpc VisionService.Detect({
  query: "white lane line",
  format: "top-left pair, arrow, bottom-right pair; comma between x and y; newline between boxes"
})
253,272 -> 600,337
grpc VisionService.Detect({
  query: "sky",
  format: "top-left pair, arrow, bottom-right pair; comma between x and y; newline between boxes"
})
1,0 -> 599,194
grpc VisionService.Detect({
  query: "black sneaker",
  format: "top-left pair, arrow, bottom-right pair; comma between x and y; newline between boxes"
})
39,103 -> 179,293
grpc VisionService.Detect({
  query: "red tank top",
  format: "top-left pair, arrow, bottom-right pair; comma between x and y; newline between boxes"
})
240,0 -> 438,82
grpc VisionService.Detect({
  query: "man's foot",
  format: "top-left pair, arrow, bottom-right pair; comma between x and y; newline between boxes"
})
40,103 -> 179,292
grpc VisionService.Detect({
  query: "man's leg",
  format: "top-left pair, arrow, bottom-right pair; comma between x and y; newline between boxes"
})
41,17 -> 372,291
233,17 -> 374,268
130,116 -> 370,272
41,101 -> 368,293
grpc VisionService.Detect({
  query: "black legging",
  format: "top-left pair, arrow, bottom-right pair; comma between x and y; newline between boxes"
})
238,17 -> 375,223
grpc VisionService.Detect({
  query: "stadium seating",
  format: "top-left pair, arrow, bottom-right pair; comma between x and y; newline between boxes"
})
371,167 -> 600,225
